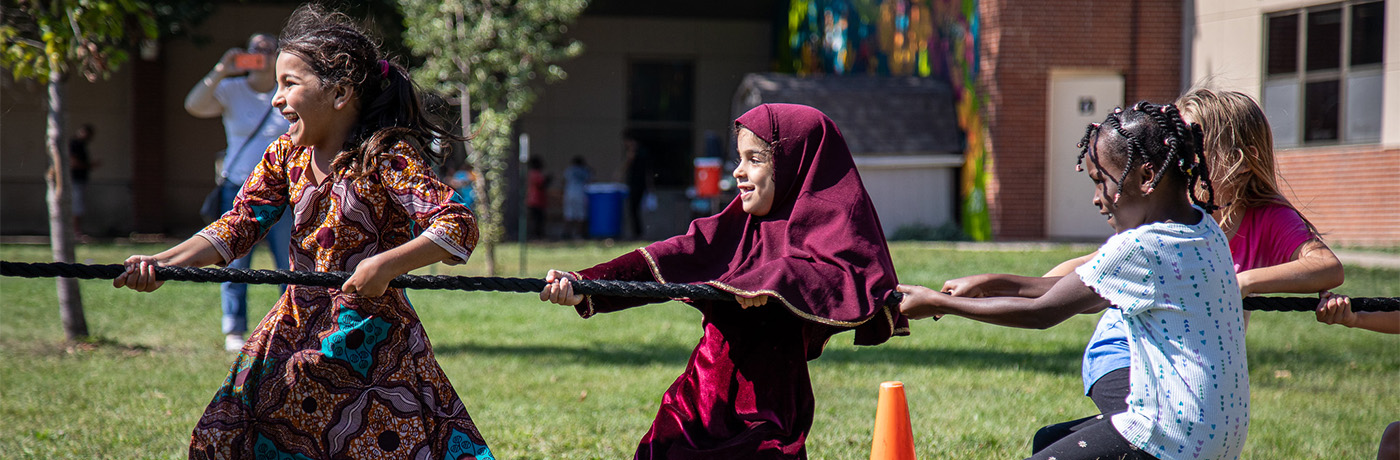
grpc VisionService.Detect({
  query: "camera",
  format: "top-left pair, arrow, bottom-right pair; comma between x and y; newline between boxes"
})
233,53 -> 266,71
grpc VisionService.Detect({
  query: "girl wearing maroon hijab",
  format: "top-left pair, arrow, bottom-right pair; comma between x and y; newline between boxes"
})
541,103 -> 908,459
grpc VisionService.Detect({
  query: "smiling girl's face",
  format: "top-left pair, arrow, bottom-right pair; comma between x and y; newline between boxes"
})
272,52 -> 349,151
733,127 -> 777,216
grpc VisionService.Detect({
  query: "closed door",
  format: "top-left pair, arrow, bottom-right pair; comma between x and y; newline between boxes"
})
1046,72 -> 1122,241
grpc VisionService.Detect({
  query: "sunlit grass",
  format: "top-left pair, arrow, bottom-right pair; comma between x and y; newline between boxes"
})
1,241 -> 1395,458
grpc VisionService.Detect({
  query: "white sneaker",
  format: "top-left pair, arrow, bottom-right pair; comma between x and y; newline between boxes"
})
225,334 -> 246,352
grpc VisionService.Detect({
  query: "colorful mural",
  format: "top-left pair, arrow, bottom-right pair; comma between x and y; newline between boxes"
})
781,0 -> 991,241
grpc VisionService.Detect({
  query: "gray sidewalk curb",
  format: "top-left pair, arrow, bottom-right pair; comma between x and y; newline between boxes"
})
1333,250 -> 1400,270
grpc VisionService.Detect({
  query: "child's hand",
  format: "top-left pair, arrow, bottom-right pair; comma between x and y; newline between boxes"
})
343,255 -> 395,297
1315,291 -> 1356,327
941,274 -> 998,297
896,284 -> 946,320
113,255 -> 166,292
736,294 -> 769,309
541,269 -> 584,306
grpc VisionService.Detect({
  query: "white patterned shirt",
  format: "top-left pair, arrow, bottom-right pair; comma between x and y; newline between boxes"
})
1076,208 -> 1250,460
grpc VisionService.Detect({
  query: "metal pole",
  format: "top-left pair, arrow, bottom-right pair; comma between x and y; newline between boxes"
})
517,133 -> 530,276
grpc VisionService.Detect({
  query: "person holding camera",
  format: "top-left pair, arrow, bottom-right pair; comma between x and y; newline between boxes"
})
184,33 -> 292,352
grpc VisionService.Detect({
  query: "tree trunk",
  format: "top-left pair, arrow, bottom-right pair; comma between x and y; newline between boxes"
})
45,71 -> 88,341
459,85 -> 498,276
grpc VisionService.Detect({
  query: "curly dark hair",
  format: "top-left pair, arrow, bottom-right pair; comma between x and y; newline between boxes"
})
1076,101 -> 1218,213
278,4 -> 465,179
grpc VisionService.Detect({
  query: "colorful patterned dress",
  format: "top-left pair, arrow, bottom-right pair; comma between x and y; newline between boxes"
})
193,135 -> 494,459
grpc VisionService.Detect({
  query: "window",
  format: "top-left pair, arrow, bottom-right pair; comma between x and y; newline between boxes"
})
1263,1 -> 1385,147
627,59 -> 696,187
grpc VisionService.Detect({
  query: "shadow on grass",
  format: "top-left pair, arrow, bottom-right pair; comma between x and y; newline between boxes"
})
2,335 -> 154,357
434,341 -> 1084,375
1247,343 -> 1399,371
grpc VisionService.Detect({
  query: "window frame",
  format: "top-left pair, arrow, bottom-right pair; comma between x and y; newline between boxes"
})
625,57 -> 698,188
1262,0 -> 1385,147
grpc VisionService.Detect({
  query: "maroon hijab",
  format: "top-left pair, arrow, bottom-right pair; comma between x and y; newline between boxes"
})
641,103 -> 908,352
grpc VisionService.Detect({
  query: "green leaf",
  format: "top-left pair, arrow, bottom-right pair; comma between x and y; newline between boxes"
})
401,0 -> 588,249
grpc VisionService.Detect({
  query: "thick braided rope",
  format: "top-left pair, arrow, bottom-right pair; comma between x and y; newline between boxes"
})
1,261 -> 733,301
4,261 -> 1395,312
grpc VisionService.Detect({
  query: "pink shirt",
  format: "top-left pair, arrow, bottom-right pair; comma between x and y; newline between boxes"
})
1229,203 -> 1314,272
526,169 -> 547,209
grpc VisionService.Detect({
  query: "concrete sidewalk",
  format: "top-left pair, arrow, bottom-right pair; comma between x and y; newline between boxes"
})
1333,250 -> 1400,270
911,241 -> 1400,270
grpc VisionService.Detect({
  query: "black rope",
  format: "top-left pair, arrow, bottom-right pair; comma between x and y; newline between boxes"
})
4,261 -> 1395,312
1,261 -> 735,301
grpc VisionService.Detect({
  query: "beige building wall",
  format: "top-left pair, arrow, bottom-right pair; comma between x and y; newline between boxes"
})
517,16 -> 771,238
519,16 -> 771,184
1188,0 -> 1399,147
1188,0 -> 1400,245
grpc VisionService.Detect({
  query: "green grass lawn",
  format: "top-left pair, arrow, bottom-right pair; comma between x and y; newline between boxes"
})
1,241 -> 1396,459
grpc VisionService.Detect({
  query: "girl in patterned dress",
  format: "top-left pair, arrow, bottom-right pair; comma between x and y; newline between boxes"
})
114,5 -> 494,459
899,101 -> 1249,460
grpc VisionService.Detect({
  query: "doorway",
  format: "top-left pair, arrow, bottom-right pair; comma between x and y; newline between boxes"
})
1046,71 -> 1123,241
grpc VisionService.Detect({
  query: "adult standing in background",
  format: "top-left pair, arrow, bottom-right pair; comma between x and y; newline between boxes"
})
562,155 -> 591,239
622,129 -> 653,239
68,123 -> 97,239
184,33 -> 292,352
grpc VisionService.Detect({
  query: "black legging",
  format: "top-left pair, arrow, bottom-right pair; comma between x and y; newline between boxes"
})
1026,415 -> 1158,460
1031,368 -> 1155,459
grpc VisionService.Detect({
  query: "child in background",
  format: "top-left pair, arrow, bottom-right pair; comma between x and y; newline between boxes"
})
450,164 -> 477,210
114,5 -> 493,459
900,101 -> 1249,460
1178,88 -> 1344,313
526,157 -> 550,239
540,103 -> 907,459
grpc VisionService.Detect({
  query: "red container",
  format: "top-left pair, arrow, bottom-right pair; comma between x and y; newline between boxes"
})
694,157 -> 722,198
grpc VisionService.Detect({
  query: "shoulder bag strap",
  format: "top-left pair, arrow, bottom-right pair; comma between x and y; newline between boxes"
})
220,102 -> 278,184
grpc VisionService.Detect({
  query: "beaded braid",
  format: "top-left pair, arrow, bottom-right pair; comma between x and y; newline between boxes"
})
1143,102 -> 1219,212
1186,122 -> 1219,212
1096,107 -> 1146,204
1074,123 -> 1099,171
1074,101 -> 1219,212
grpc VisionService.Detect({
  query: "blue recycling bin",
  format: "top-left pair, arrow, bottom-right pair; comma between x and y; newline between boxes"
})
586,183 -> 628,238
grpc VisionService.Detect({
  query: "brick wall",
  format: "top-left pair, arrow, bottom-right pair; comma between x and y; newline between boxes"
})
979,0 -> 1182,240
1275,147 -> 1400,246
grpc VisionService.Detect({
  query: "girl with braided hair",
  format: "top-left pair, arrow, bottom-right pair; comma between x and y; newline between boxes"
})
114,5 -> 494,458
900,101 -> 1249,459
1026,89 -> 1346,456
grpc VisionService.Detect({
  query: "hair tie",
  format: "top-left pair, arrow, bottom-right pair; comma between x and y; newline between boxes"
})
379,60 -> 390,78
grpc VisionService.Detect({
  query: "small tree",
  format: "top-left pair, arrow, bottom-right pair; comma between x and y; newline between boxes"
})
2,1 -> 207,340
399,0 -> 586,274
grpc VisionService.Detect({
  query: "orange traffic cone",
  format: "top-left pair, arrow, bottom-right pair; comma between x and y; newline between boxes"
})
869,381 -> 916,460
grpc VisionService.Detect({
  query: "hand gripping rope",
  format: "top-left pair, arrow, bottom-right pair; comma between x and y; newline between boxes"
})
3,261 -> 1397,312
